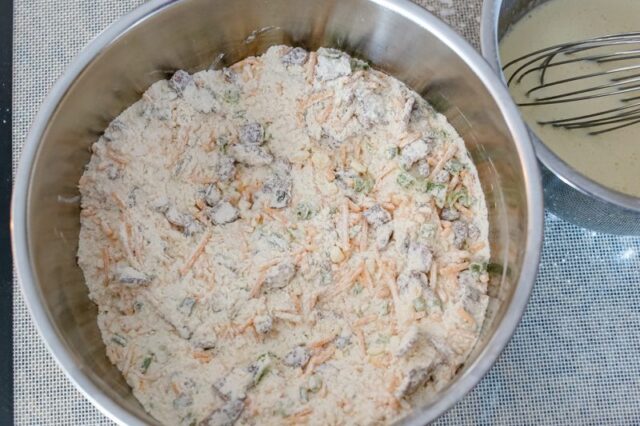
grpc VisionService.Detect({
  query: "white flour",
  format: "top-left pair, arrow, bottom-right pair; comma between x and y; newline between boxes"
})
78,46 -> 490,425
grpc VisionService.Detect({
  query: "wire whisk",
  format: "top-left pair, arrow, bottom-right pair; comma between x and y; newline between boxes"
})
503,32 -> 640,135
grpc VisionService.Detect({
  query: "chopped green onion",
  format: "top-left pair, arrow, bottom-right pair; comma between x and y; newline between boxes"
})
322,49 -> 343,59
216,134 -> 229,148
111,333 -> 127,347
223,89 -> 240,104
470,262 -> 487,275
252,353 -> 273,385
376,334 -> 390,344
353,175 -> 374,193
352,283 -> 364,295
350,58 -> 371,71
295,203 -> 314,221
378,300 -> 390,316
396,172 -> 415,188
414,179 -> 430,193
387,146 -> 399,159
286,228 -> 298,242
307,374 -> 323,393
141,355 -> 153,374
445,159 -> 464,173
447,187 -> 472,208
178,297 -> 196,316
426,181 -> 445,192
133,301 -> 144,312
413,297 -> 427,312
299,387 -> 309,402
420,223 -> 437,240
426,182 -> 447,208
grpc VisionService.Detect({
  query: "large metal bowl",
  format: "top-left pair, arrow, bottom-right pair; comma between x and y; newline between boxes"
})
481,0 -> 640,235
12,0 -> 543,424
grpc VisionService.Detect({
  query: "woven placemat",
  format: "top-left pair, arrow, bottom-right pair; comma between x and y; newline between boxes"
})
13,1 -> 640,424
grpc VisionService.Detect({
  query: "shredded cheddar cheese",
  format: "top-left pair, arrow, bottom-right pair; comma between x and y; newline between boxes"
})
78,45 -> 490,426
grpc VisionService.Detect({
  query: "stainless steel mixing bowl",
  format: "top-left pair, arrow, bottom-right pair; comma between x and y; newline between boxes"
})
12,0 -> 543,424
482,0 -> 640,235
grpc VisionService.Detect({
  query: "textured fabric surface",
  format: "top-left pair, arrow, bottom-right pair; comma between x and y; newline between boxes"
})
13,1 -> 640,425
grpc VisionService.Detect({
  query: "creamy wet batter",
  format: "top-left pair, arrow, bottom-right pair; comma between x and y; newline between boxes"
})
500,0 -> 640,197
78,46 -> 490,425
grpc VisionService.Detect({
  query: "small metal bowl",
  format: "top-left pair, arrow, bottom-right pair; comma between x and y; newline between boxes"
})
12,0 -> 543,424
482,0 -> 640,235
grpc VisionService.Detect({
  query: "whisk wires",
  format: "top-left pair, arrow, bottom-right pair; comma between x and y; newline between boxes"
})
504,32 -> 640,134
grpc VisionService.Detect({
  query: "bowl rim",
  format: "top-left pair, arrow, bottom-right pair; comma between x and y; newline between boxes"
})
11,0 -> 544,424
480,0 -> 640,214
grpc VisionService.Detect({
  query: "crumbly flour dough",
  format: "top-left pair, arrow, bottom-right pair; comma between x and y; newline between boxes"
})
78,46 -> 490,426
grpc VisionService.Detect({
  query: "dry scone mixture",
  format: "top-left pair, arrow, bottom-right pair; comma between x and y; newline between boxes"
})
78,45 -> 491,426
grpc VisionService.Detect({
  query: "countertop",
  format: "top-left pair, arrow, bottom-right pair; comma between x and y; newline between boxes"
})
2,0 -> 14,423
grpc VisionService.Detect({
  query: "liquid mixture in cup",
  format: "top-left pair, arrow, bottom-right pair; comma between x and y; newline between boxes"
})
500,0 -> 640,197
